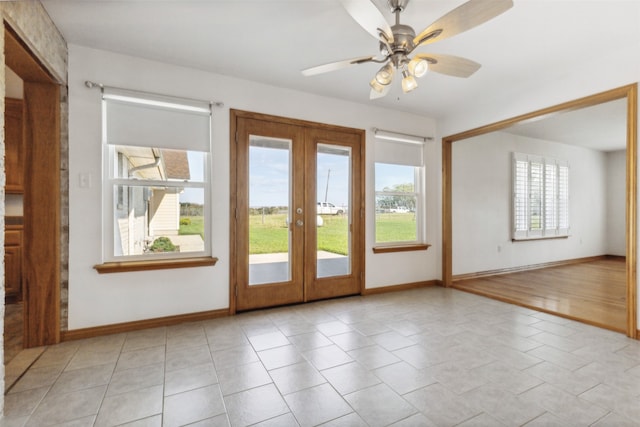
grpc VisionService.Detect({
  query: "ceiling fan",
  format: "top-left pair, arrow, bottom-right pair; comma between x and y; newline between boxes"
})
302,0 -> 513,99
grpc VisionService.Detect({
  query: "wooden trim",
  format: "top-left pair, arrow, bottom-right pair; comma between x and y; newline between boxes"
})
4,25 -> 56,84
362,280 -> 437,296
23,81 -> 61,347
373,244 -> 431,254
442,84 -> 638,339
442,138 -> 453,287
5,24 -> 63,349
230,109 -> 366,311
229,110 -> 366,136
452,255 -> 609,282
94,256 -> 218,274
444,85 -> 636,143
61,308 -> 230,342
626,84 -> 638,340
229,110 -> 238,315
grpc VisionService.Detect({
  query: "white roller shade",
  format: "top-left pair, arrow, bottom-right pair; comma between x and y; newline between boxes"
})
103,87 -> 211,152
375,139 -> 424,167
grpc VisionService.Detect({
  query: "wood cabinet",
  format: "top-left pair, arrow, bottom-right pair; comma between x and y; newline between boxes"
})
5,223 -> 23,301
5,97 -> 25,193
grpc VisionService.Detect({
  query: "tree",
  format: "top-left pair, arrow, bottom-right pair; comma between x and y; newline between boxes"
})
377,183 -> 415,211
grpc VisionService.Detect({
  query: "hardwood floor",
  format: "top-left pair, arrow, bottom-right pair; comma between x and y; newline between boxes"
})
452,257 -> 626,333
4,302 -> 23,364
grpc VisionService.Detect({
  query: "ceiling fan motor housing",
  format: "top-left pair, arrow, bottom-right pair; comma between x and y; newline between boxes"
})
381,24 -> 416,67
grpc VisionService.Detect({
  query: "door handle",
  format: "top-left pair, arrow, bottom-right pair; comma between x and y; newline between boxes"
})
296,219 -> 304,227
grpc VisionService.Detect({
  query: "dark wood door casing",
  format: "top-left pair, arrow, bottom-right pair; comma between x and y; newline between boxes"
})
230,110 -> 365,313
5,26 -> 62,347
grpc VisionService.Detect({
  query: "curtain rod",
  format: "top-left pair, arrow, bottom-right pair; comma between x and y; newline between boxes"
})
84,80 -> 224,108
372,127 -> 434,143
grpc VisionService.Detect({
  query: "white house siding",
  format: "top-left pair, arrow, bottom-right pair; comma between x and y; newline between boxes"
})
149,190 -> 180,237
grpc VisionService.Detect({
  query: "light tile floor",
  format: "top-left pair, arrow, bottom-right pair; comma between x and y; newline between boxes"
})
2,287 -> 640,426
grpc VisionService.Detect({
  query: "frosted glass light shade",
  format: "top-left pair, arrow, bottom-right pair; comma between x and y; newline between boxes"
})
375,62 -> 394,85
408,57 -> 429,78
401,73 -> 418,93
369,78 -> 390,99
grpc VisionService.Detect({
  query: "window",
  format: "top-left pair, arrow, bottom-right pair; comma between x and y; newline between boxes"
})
374,137 -> 425,247
513,152 -> 569,240
101,87 -> 212,262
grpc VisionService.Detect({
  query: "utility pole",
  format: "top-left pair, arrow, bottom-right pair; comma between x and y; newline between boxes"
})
324,169 -> 331,203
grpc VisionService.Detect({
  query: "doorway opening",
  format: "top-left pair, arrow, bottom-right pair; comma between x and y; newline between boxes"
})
3,24 -> 62,384
442,84 -> 638,339
230,110 -> 365,313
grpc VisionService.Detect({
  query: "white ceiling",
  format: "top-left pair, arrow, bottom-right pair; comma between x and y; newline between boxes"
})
505,98 -> 628,152
42,0 -> 639,148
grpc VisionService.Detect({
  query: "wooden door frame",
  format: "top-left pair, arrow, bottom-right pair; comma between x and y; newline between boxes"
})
442,84 -> 638,339
229,109 -> 365,314
5,25 -> 61,346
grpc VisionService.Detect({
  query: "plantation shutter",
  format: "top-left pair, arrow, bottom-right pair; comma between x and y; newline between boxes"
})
558,162 -> 570,234
529,158 -> 544,237
544,162 -> 558,233
513,154 -> 529,239
102,87 -> 212,152
513,152 -> 570,240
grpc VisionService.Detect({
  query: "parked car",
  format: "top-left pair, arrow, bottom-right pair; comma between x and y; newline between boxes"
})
390,207 -> 410,213
317,202 -> 344,215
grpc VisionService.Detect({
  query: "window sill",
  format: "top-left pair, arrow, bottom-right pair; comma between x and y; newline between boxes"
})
372,244 -> 431,254
94,256 -> 218,274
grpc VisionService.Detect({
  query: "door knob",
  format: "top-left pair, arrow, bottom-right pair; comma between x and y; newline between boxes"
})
296,219 -> 304,226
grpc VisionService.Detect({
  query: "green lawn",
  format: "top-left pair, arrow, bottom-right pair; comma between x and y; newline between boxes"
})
248,212 -> 416,254
250,213 -> 289,254
178,213 -> 417,254
179,216 -> 205,239
375,212 -> 417,243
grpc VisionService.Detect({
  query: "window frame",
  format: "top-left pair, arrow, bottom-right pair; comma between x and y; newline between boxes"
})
99,89 -> 214,265
373,160 -> 427,250
512,152 -> 570,241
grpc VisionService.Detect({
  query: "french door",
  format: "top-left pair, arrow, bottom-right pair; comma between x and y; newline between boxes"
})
231,111 -> 364,311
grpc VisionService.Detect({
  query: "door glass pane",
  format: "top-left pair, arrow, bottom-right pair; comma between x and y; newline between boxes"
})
249,135 -> 291,285
316,143 -> 351,278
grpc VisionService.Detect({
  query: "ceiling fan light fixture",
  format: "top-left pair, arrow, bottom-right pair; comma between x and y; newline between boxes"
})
408,57 -> 429,78
370,85 -> 390,99
401,69 -> 418,93
369,77 -> 387,93
375,62 -> 394,85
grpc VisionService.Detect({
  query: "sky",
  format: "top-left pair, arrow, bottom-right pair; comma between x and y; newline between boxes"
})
177,146 -> 416,207
249,145 -> 352,208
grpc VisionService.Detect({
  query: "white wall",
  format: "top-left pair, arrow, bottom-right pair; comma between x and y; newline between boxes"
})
67,44 -> 439,330
606,150 -> 626,256
453,132 -> 609,275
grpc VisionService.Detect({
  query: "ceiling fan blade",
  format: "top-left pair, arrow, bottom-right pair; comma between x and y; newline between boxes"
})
341,0 -> 394,43
414,53 -> 481,78
301,55 -> 376,76
413,0 -> 513,48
